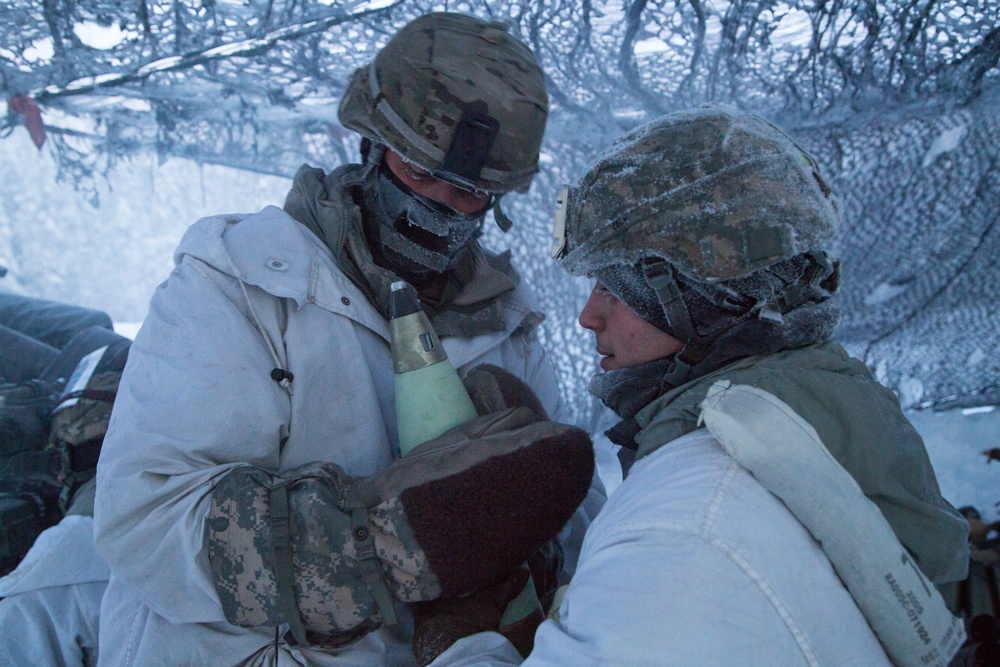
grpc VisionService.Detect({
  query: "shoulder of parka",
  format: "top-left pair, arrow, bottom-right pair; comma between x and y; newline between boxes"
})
498,269 -> 545,335
635,342 -> 970,585
172,206 -> 387,334
172,205 -> 544,354
174,206 -> 316,307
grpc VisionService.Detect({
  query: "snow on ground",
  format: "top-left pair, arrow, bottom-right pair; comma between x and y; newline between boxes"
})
912,408 -> 1000,522
112,322 -> 142,340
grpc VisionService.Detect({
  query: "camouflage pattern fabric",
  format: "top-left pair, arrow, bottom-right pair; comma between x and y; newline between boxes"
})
207,405 -> 594,648
48,370 -> 121,513
367,496 -> 436,601
338,12 -> 548,194
207,467 -> 284,630
49,371 -> 119,451
555,106 -> 842,282
209,463 -> 390,647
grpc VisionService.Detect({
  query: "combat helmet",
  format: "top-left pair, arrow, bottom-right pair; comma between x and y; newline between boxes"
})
339,12 -> 548,195
553,106 -> 843,376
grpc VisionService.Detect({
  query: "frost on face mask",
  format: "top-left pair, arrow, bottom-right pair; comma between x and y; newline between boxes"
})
363,165 -> 486,275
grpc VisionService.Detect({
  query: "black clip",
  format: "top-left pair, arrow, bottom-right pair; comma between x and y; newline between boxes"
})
434,109 -> 499,190
271,368 -> 294,384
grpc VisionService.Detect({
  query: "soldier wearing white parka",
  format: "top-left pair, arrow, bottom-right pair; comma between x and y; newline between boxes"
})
91,13 -> 602,667
420,108 -> 970,666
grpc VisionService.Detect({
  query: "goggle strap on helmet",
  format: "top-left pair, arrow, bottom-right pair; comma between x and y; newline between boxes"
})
551,185 -> 570,259
366,61 -> 533,190
368,60 -> 445,165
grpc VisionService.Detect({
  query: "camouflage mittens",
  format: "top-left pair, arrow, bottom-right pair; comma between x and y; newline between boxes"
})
208,404 -> 594,647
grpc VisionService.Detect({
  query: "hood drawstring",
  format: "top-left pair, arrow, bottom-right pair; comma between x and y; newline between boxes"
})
227,255 -> 294,397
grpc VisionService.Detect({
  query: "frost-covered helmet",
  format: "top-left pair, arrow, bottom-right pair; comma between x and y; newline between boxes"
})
339,12 -> 548,195
554,106 -> 840,281
553,106 -> 843,376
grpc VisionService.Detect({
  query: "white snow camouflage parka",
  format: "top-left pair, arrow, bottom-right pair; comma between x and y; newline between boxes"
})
426,429 -> 896,667
93,204 -> 600,666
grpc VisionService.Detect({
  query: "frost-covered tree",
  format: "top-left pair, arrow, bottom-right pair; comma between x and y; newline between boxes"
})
1,0 -> 998,425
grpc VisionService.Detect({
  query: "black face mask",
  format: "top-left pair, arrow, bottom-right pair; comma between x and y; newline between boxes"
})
362,162 -> 488,276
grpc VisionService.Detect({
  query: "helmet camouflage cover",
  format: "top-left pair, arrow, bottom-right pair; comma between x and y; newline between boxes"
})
553,106 -> 842,282
339,12 -> 548,194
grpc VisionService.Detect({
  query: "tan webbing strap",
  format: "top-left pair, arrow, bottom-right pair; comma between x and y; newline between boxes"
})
642,261 -> 698,345
270,484 -> 308,646
345,485 -> 398,626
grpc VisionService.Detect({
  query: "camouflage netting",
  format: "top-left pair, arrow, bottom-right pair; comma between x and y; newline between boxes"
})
0,0 -> 998,426
802,100 -> 1000,413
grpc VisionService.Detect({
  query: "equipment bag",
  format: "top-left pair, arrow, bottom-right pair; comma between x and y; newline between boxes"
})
49,369 -> 121,513
0,332 -> 129,575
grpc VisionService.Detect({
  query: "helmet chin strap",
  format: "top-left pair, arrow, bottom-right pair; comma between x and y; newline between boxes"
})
492,198 -> 514,232
640,261 -> 710,369
639,253 -> 841,386
360,140 -> 386,179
